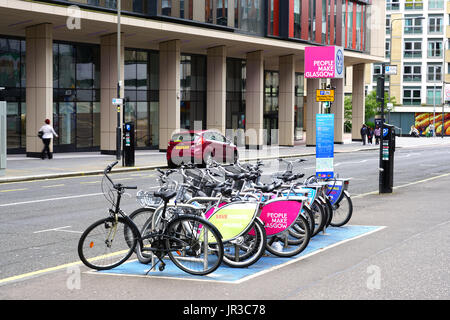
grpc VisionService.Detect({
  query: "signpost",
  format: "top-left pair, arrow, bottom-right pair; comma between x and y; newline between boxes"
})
316,114 -> 335,179
305,46 -> 344,79
384,65 -> 398,76
316,89 -> 335,102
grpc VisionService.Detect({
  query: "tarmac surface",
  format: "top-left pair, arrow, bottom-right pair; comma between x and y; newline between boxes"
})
2,135 -> 450,183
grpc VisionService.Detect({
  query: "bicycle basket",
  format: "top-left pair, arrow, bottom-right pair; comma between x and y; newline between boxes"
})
136,190 -> 163,207
101,174 -> 117,207
184,168 -> 205,187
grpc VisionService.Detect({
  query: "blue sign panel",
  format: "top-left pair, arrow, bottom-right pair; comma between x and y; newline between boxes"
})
316,114 -> 334,179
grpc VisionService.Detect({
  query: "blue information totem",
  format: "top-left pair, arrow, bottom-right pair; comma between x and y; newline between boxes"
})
316,114 -> 334,179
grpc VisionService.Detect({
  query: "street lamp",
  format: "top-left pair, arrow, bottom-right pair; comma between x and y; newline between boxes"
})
388,16 -> 425,106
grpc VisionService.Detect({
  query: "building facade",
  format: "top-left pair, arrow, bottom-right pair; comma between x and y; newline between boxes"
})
0,0 -> 385,156
366,0 -> 450,136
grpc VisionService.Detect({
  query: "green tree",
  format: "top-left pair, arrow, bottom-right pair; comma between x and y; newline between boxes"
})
344,91 -> 397,130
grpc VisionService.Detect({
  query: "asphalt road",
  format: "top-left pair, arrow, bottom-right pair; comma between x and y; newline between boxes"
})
0,144 -> 449,300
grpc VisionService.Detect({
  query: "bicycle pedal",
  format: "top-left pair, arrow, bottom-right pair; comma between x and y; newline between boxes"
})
159,262 -> 166,272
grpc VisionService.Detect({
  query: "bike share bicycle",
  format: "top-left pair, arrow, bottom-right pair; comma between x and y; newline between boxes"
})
77,161 -> 224,276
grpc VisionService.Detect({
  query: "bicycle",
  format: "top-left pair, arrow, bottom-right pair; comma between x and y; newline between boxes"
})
78,161 -> 224,276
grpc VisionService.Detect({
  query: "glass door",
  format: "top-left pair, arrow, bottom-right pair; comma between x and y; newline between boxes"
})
55,102 -> 76,151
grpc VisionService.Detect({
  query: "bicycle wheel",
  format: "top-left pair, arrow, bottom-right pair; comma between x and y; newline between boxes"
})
166,215 -> 224,276
265,214 -> 310,258
78,217 -> 137,270
125,207 -> 155,249
310,199 -> 327,236
330,192 -> 353,227
222,219 -> 266,268
324,197 -> 334,228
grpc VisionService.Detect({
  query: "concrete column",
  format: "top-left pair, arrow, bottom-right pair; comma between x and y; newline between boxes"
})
25,23 -> 53,157
100,33 -> 124,154
279,55 -> 295,146
245,50 -> 264,149
159,40 -> 181,151
207,46 -> 227,133
305,78 -> 321,146
331,77 -> 345,144
352,64 -> 366,141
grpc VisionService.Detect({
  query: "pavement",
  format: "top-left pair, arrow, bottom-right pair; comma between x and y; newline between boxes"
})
1,135 -> 450,183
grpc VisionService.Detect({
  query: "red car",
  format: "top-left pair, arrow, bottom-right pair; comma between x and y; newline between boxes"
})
167,130 -> 238,167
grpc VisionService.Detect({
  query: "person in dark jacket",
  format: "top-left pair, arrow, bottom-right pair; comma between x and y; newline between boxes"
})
360,124 -> 368,145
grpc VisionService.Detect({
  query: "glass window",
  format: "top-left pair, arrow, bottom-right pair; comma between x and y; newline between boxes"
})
236,0 -> 264,35
1,37 -> 26,150
428,0 -> 444,9
53,42 -> 100,150
124,49 -> 159,148
216,0 -> 228,26
386,0 -> 400,10
404,40 -> 422,58
180,54 -> 206,130
226,58 -> 246,131
403,87 -> 421,105
293,0 -> 301,39
404,17 -> 423,34
428,40 -> 442,58
405,0 -> 423,10
403,64 -> 422,82
427,64 -> 442,82
58,44 -> 76,89
428,16 -> 443,33
294,73 -> 304,141
426,87 -> 442,105
347,1 -> 353,49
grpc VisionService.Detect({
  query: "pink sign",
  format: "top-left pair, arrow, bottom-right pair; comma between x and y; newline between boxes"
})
304,46 -> 344,79
250,200 -> 303,236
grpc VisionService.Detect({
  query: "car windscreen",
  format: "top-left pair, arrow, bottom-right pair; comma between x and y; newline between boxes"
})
171,133 -> 199,142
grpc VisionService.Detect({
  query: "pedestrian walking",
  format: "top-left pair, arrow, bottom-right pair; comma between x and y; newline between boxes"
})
38,119 -> 58,160
374,125 -> 381,145
367,126 -> 373,144
360,124 -> 368,145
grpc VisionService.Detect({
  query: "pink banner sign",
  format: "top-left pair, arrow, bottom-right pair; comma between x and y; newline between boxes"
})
304,46 -> 344,79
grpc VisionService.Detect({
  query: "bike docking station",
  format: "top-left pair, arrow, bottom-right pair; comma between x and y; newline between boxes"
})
83,46 -> 387,283
94,225 -> 385,284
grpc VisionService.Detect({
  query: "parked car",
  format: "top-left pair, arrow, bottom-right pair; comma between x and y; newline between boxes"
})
166,130 -> 238,167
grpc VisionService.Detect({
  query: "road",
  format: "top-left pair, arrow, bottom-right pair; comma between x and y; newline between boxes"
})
0,144 -> 449,300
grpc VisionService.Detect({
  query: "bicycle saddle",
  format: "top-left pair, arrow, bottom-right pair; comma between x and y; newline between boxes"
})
277,172 -> 305,182
254,181 -> 283,193
154,190 -> 177,202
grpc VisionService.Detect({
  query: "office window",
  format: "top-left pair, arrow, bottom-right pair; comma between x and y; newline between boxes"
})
386,0 -> 400,10
427,64 -> 442,81
404,40 -> 422,58
386,16 -> 391,35
428,40 -> 442,57
373,64 -> 383,82
405,0 -> 423,10
403,87 -> 421,105
385,41 -> 390,58
426,87 -> 442,105
428,16 -> 443,33
293,0 -> 302,39
428,0 -> 444,9
180,54 -> 206,130
403,64 -> 422,82
404,17 -> 423,34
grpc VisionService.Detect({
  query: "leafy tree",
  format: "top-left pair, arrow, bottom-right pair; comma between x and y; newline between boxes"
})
344,91 -> 397,131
